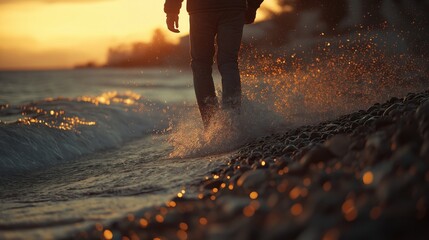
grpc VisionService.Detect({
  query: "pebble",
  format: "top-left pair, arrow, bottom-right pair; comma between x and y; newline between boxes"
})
236,169 -> 268,189
299,145 -> 335,167
324,134 -> 352,157
76,90 -> 429,240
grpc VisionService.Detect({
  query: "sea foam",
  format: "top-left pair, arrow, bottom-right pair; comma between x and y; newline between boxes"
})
0,92 -> 168,174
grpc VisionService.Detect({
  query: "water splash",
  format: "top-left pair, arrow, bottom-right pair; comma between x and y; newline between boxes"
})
241,29 -> 428,124
167,97 -> 287,158
168,29 -> 428,158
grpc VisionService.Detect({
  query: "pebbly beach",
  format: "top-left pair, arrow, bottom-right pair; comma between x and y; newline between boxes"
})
75,89 -> 429,240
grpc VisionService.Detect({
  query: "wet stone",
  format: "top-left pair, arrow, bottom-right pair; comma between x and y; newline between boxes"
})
374,117 -> 394,130
218,196 -> 250,217
376,174 -> 416,203
349,139 -> 365,151
367,160 -> 394,186
299,145 -> 335,167
367,104 -> 381,114
392,126 -> 422,149
236,169 -> 268,189
391,145 -> 421,169
383,103 -> 403,117
288,162 -> 307,175
364,116 -> 379,126
364,132 -> 391,163
282,144 -> 298,154
76,91 -> 429,240
204,179 -> 224,190
420,141 -> 429,158
416,100 -> 429,121
324,134 -> 352,158
262,222 -> 302,240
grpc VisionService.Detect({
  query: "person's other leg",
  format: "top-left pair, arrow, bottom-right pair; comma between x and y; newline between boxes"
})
216,11 -> 245,112
190,13 -> 218,128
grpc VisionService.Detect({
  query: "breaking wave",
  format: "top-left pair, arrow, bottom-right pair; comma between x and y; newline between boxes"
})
0,92 -> 169,174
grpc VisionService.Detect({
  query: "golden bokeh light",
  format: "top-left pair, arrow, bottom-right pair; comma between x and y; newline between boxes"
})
342,199 -> 358,221
179,222 -> 188,231
177,229 -> 188,240
168,201 -> 177,208
199,217 -> 208,225
139,218 -> 148,228
243,205 -> 256,217
155,214 -> 164,223
290,203 -> 303,216
289,187 -> 301,200
103,229 -> 113,240
249,191 -> 259,200
362,171 -> 374,185
197,193 -> 204,199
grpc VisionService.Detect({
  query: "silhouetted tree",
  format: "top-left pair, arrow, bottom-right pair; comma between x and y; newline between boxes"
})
276,0 -> 348,33
105,29 -> 178,67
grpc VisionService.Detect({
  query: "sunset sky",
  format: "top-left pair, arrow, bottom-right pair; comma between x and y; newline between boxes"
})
0,0 -> 276,70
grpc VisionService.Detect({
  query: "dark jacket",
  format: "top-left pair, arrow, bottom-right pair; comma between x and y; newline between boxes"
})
164,0 -> 264,15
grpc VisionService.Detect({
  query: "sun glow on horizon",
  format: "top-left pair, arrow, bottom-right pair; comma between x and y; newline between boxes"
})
0,0 -> 277,70
0,0 -> 189,70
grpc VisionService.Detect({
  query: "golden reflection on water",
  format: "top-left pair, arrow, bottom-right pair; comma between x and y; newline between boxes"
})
14,91 -> 143,132
78,91 -> 141,106
18,110 -> 96,131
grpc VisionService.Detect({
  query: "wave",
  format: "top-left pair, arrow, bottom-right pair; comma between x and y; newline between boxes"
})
98,82 -> 191,90
0,92 -> 169,174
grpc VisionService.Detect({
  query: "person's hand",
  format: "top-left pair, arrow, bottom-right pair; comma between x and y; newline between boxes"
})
166,14 -> 180,33
245,8 -> 257,24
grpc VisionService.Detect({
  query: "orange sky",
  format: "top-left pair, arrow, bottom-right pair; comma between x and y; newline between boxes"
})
0,0 -> 276,70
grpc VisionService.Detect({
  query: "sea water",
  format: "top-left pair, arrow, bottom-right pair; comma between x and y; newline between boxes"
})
0,54 -> 425,239
0,68 -> 231,239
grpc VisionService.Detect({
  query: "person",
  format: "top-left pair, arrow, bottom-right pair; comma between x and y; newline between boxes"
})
164,0 -> 264,128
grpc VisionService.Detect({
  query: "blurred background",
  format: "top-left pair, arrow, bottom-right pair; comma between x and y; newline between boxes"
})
1,0 -> 427,70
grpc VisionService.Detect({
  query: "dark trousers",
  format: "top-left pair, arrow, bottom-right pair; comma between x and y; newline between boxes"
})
189,11 -> 245,127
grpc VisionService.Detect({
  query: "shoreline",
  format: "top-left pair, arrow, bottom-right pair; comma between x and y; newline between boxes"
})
75,90 -> 429,240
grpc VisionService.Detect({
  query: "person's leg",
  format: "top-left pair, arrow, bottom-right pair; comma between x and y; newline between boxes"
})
216,11 -> 245,112
190,13 -> 219,128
